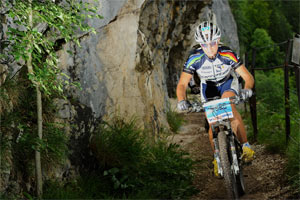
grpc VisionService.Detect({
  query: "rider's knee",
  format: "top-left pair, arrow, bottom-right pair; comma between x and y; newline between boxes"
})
230,119 -> 238,132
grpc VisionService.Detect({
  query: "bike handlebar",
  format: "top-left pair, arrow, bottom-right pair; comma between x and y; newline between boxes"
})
188,95 -> 249,113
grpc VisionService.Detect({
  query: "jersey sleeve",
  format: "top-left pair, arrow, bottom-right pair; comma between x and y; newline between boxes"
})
183,65 -> 195,74
219,47 -> 243,70
182,52 -> 204,75
231,51 -> 243,70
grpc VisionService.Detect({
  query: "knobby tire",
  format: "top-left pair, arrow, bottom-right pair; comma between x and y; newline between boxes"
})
233,139 -> 246,196
218,131 -> 239,199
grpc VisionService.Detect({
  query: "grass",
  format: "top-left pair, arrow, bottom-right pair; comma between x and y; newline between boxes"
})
43,174 -> 113,199
43,115 -> 198,199
241,99 -> 300,193
0,77 -> 23,114
286,131 -> 300,193
167,109 -> 185,133
166,101 -> 186,133
0,78 -> 68,199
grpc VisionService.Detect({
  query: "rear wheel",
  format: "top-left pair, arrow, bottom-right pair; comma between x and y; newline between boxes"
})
218,131 -> 238,199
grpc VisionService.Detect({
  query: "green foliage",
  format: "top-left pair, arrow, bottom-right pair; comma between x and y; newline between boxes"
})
1,78 -> 68,174
43,179 -> 86,199
166,107 -> 185,133
41,122 -> 68,164
14,122 -> 68,168
255,71 -> 284,112
242,71 -> 300,189
91,116 -> 146,169
1,1 -> 102,196
229,0 -> 251,54
268,2 -> 293,43
286,89 -> 300,191
280,0 -> 300,34
250,29 -> 284,68
229,0 -> 295,55
245,0 -> 272,32
4,0 -> 102,97
244,71 -> 286,152
43,173 -> 117,199
230,0 -> 299,192
129,141 -> 197,199
0,77 -> 23,114
286,133 -> 300,192
80,116 -> 198,199
43,116 -> 198,199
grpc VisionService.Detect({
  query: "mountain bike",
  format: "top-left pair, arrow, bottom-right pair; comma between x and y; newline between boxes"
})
189,95 -> 247,199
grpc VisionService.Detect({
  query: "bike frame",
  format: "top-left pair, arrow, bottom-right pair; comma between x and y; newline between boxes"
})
189,96 -> 246,198
204,97 -> 242,176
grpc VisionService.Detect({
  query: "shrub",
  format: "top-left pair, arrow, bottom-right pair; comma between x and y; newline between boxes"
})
286,135 -> 300,192
167,109 -> 185,133
90,116 -> 147,169
241,71 -> 300,192
79,116 -> 197,199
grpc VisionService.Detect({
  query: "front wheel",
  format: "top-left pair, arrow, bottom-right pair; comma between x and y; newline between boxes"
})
218,131 -> 239,199
234,167 -> 245,196
233,138 -> 245,196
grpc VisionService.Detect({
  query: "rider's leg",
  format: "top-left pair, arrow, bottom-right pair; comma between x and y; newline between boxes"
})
207,90 -> 249,176
222,90 -> 255,162
208,125 -> 214,152
207,90 -> 247,153
221,91 -> 248,143
204,84 -> 220,153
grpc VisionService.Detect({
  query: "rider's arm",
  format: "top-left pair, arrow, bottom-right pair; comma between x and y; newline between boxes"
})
235,64 -> 254,89
176,72 -> 193,102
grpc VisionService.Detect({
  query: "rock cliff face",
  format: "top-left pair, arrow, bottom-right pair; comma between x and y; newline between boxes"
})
0,0 -> 239,195
60,0 -> 239,131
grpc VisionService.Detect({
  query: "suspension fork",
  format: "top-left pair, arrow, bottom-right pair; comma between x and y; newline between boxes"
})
212,125 -> 223,176
213,123 -> 240,176
229,132 -> 240,175
219,122 -> 240,175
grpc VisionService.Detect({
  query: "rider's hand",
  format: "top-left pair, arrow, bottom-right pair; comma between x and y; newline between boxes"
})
177,100 -> 191,111
240,89 -> 253,100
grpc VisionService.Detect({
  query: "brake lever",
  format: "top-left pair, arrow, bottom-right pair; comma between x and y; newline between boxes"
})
187,103 -> 203,113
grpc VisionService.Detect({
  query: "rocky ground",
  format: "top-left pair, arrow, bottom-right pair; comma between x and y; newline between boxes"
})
167,99 -> 299,200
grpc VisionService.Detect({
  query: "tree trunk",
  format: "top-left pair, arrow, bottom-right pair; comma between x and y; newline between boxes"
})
36,86 -> 43,197
27,0 -> 43,196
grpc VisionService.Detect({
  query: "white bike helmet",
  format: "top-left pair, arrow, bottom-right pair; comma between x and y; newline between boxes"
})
195,21 -> 221,43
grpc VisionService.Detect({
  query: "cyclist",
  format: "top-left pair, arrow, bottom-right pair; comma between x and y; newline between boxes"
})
176,21 -> 255,177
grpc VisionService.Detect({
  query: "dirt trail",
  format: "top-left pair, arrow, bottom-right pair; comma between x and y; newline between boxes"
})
167,101 -> 298,199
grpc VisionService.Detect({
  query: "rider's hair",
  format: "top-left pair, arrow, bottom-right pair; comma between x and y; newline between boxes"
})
195,21 -> 221,44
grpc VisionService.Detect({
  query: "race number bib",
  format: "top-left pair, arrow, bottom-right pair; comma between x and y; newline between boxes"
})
203,98 -> 233,124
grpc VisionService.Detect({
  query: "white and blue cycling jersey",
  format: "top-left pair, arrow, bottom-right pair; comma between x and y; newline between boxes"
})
183,46 -> 242,102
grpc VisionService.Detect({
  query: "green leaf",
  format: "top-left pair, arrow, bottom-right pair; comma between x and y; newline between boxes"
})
5,0 -> 102,97
66,50 -> 73,55
103,171 -> 108,176
34,43 -> 42,53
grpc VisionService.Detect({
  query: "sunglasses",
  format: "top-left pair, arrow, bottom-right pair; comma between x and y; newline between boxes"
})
200,40 -> 218,48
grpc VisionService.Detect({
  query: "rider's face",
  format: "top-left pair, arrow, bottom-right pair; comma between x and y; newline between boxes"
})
200,39 -> 219,59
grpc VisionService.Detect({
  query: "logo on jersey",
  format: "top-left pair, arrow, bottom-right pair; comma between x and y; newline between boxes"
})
215,64 -> 222,72
202,66 -> 211,70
